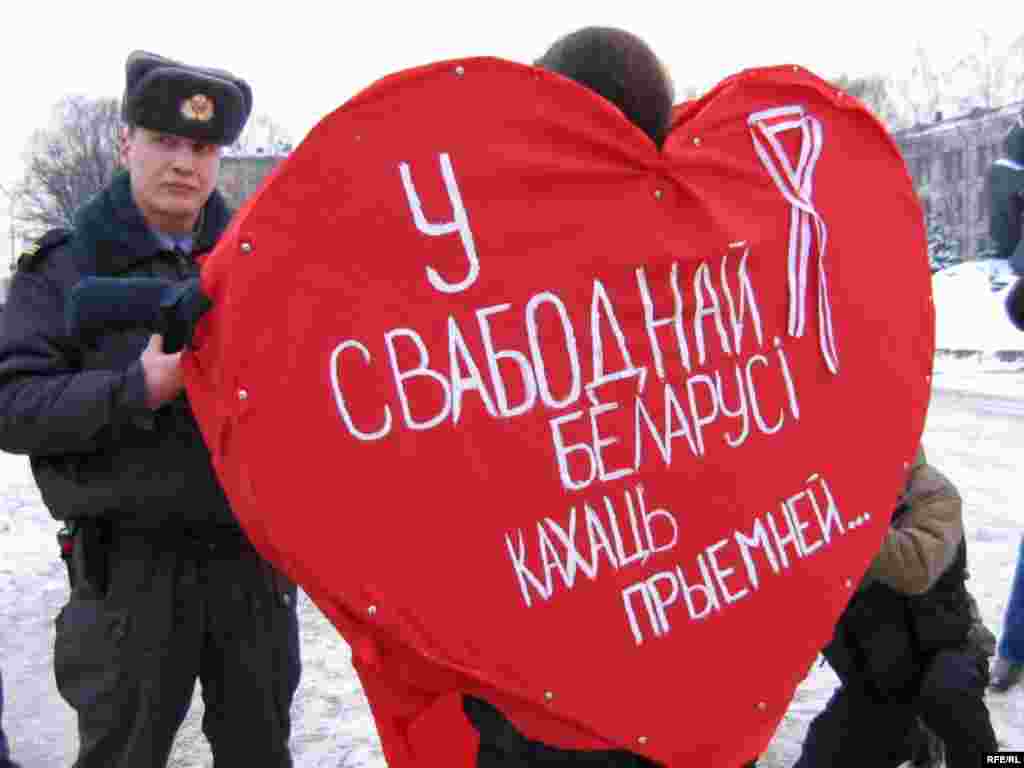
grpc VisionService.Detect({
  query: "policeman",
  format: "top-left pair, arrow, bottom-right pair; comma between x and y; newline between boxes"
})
0,51 -> 299,767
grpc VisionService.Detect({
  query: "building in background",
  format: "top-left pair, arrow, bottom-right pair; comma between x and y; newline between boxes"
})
218,152 -> 287,210
894,101 -> 1024,261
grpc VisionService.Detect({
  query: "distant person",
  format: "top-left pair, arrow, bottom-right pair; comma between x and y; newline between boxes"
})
0,50 -> 299,767
988,289 -> 1024,691
987,111 -> 1024,274
789,447 -> 998,768
988,115 -> 1024,693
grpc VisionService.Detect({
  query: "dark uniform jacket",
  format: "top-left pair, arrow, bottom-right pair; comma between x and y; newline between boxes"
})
0,171 -> 236,532
824,449 -> 973,700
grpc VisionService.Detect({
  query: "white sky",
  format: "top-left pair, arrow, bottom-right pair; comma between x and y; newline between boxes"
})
0,0 -> 1020,255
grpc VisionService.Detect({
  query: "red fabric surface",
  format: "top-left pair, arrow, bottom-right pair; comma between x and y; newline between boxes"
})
185,58 -> 932,766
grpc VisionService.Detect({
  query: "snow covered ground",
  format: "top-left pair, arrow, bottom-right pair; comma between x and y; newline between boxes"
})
2,262 -> 1024,767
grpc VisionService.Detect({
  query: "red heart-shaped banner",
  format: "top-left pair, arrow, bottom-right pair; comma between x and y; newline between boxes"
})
185,58 -> 932,767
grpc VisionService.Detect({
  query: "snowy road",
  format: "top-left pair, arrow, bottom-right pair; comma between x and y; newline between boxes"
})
1,376 -> 1023,767
942,392 -> 1024,420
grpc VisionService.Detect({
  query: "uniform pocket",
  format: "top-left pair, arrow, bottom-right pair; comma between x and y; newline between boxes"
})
54,595 -> 129,723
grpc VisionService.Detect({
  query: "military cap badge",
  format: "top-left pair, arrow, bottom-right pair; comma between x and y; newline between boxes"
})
181,93 -> 215,122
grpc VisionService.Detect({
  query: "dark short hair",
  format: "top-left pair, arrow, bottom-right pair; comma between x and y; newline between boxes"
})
536,27 -> 674,147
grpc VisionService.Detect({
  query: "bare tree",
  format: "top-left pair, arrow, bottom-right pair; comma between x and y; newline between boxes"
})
892,46 -> 952,127
832,73 -> 906,129
952,31 -> 1024,112
14,96 -> 122,232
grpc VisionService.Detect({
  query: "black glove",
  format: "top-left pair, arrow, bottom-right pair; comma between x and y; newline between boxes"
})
1007,277 -> 1024,332
66,277 -> 212,353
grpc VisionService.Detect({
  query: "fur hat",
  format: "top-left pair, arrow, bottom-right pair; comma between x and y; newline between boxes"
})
122,50 -> 252,145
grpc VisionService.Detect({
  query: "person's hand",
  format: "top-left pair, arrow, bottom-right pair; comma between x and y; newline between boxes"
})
140,334 -> 184,409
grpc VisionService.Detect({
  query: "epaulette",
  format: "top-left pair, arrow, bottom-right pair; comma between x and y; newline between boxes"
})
17,228 -> 72,272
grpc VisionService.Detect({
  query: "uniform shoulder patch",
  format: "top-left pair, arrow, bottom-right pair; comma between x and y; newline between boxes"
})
17,227 -> 72,272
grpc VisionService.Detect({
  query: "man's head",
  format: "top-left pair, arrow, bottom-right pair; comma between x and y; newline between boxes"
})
536,27 -> 674,147
119,51 -> 252,233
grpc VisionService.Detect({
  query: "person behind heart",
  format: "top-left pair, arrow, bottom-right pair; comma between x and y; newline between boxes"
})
461,28 -> 685,767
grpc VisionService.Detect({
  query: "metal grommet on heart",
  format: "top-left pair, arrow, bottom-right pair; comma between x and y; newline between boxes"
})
693,136 -> 702,146
654,189 -> 664,200
544,690 -> 554,702
455,65 -> 465,77
237,389 -> 249,401
637,736 -> 649,746
368,605 -> 378,617
240,240 -> 253,253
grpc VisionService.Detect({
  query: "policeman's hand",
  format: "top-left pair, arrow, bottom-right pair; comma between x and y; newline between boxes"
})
141,334 -> 184,409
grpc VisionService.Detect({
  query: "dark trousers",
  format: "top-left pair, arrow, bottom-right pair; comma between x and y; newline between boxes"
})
794,649 -> 998,768
465,696 -> 661,767
476,741 -> 659,767
54,528 -> 301,768
998,535 -> 1024,664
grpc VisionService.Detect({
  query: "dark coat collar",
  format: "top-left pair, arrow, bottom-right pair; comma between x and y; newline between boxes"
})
71,171 -> 233,275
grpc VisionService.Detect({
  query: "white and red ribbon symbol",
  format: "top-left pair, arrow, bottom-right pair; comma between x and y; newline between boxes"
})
749,106 -> 838,374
